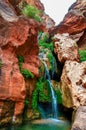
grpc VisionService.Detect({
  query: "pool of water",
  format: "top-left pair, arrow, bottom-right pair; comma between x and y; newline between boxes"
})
1,118 -> 71,130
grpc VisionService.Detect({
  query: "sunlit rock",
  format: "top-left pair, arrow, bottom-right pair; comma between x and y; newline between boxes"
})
71,106 -> 86,130
0,13 -> 42,125
61,60 -> 86,108
53,33 -> 79,63
50,0 -> 86,35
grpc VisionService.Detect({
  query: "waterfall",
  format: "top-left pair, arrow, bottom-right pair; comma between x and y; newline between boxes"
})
43,62 -> 57,118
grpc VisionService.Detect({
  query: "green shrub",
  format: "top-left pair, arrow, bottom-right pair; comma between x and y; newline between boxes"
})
22,4 -> 41,22
79,49 -> 86,62
17,55 -> 34,79
24,98 -> 29,108
38,33 -> 54,51
21,69 -> 34,78
17,55 -> 24,63
55,88 -> 62,104
32,78 -> 51,110
47,53 -> 54,71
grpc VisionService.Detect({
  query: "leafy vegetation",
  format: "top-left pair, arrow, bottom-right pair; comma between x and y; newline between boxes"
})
24,98 -> 29,108
32,77 -> 51,110
18,55 -> 34,79
47,53 -> 55,71
21,69 -> 34,78
0,60 -> 3,67
38,32 -> 54,52
55,88 -> 62,104
78,49 -> 86,62
22,4 -> 41,22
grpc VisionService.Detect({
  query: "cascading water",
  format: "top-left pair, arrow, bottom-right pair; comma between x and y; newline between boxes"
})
43,61 -> 57,118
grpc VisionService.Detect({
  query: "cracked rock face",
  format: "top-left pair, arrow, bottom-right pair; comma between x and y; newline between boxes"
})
0,13 -> 41,124
50,0 -> 86,35
53,33 -> 79,63
61,60 -> 86,108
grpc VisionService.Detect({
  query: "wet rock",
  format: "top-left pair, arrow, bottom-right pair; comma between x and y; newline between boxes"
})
61,60 -> 86,108
71,106 -> 86,130
54,33 -> 79,63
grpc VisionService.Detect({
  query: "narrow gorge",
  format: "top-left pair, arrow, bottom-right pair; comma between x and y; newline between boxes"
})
0,0 -> 86,130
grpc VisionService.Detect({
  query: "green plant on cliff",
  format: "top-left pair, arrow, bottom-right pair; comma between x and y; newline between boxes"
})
32,77 -> 51,110
47,53 -> 55,71
38,32 -> 54,52
18,55 -> 34,79
55,88 -> 62,104
79,49 -> 86,62
21,69 -> 34,78
22,4 -> 41,22
0,60 -> 3,67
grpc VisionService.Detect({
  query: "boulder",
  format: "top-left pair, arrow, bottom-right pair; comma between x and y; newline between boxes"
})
54,33 -> 79,63
71,106 -> 86,130
61,60 -> 86,108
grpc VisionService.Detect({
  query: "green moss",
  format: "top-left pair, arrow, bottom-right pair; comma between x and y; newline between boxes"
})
0,60 -> 3,67
54,87 -> 62,104
21,69 -> 34,78
32,78 -> 51,110
17,55 -> 34,79
22,4 -> 41,22
79,49 -> 86,62
17,55 -> 24,63
47,53 -> 54,71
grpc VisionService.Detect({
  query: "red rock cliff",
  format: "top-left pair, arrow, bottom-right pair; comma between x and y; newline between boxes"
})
50,0 -> 86,35
0,0 -> 46,124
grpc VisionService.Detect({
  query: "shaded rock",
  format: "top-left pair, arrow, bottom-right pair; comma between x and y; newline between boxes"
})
54,33 -> 79,63
0,0 -> 18,22
61,60 -> 86,108
70,31 -> 84,42
71,106 -> 86,130
42,14 -> 55,29
0,101 -> 15,125
25,78 -> 38,109
50,0 -> 86,35
77,31 -> 86,49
